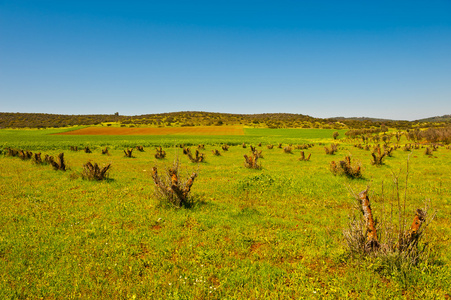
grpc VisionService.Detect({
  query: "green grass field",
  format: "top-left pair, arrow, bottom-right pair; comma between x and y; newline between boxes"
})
0,127 -> 347,150
1,128 -> 450,299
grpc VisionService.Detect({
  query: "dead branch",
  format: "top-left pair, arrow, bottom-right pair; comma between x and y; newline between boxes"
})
359,188 -> 380,252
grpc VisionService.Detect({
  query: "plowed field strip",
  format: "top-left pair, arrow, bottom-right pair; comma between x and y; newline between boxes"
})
55,126 -> 245,136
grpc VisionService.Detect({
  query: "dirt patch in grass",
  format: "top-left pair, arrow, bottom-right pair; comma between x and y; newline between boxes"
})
55,126 -> 245,136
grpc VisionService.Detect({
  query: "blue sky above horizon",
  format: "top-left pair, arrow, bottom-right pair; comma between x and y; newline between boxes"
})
1,1 -> 450,121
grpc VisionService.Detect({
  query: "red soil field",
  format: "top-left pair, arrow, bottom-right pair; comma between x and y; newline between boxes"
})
55,126 -> 245,136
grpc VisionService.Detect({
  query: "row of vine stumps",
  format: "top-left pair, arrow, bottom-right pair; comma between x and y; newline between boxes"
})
1,142 -> 443,279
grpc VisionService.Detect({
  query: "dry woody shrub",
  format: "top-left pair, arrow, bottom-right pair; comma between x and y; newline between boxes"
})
155,146 -> 166,159
344,187 -> 435,267
421,126 -> 451,144
124,148 -> 134,157
330,156 -> 361,178
403,144 -> 412,151
371,145 -> 386,165
151,160 -> 197,207
250,145 -> 263,158
244,151 -> 261,169
7,148 -> 19,157
33,152 -> 42,164
384,145 -> 394,157
299,151 -> 311,161
184,148 -> 205,163
283,146 -> 293,154
19,150 -> 33,160
295,144 -> 312,150
325,143 -> 338,155
424,147 -> 433,156
47,153 -> 66,171
82,162 -> 111,181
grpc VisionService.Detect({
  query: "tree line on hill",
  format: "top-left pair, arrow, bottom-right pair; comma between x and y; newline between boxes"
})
0,111 -> 449,131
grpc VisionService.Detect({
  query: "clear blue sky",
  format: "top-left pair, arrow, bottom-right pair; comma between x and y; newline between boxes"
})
1,1 -> 450,120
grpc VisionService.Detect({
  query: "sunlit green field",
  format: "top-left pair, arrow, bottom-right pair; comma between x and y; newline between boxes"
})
1,127 -> 450,299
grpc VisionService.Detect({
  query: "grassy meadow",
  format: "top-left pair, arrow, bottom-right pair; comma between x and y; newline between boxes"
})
0,127 -> 450,299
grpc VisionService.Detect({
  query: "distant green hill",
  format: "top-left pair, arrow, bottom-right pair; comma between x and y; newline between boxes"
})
330,116 -> 402,122
416,115 -> 451,122
0,111 -> 447,129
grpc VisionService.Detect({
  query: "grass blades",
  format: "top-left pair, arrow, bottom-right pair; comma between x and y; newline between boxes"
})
0,128 -> 450,299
